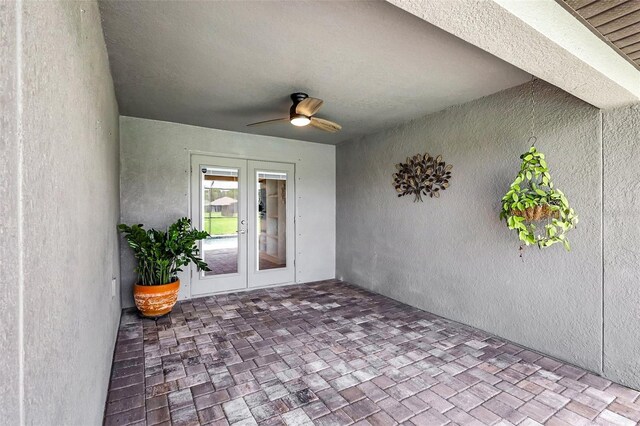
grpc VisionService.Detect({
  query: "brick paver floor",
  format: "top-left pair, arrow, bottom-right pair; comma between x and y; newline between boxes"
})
105,280 -> 640,425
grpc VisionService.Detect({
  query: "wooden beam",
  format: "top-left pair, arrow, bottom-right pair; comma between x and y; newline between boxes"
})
204,175 -> 237,182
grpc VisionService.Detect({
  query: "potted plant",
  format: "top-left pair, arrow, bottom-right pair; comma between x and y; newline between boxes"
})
118,217 -> 210,317
500,146 -> 578,251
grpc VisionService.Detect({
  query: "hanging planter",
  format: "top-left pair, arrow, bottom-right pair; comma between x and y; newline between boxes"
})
499,146 -> 578,250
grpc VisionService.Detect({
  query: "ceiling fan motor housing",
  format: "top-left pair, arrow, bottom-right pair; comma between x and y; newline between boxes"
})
290,92 -> 309,120
290,92 -> 309,104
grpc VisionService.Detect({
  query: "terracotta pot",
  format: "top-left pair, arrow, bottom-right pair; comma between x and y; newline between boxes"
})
133,279 -> 180,318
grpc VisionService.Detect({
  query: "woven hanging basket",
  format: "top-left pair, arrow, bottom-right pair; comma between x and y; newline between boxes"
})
511,204 -> 560,222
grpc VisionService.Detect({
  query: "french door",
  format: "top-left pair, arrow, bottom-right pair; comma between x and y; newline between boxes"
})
190,155 -> 295,296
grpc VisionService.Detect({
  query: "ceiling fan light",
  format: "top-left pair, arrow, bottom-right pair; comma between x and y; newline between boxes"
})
290,114 -> 311,127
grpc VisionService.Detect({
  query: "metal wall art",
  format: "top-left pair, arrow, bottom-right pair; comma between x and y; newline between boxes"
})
393,153 -> 452,202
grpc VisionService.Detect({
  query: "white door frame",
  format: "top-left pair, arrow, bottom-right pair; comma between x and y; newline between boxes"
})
189,153 -> 296,298
247,161 -> 296,288
190,155 -> 248,296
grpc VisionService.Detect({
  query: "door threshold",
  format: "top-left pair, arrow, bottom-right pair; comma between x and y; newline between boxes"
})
189,280 -> 298,299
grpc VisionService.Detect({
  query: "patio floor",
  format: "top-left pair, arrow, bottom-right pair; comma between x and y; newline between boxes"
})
104,280 -> 640,426
204,249 -> 284,275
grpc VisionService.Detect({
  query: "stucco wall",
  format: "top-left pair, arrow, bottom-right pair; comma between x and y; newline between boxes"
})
119,117 -> 336,307
603,105 -> 640,390
17,1 -> 121,424
0,2 -> 20,423
337,82 -> 605,374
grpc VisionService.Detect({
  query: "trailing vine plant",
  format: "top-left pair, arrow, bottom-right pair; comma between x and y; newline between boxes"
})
499,146 -> 578,251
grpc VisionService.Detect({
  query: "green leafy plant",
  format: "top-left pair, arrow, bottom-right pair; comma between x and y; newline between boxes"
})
500,146 -> 578,251
118,218 -> 210,285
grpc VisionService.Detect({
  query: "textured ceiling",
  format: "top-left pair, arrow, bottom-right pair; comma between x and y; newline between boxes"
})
98,1 -> 529,145
561,0 -> 640,70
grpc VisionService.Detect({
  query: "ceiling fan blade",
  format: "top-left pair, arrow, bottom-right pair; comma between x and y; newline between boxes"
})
310,117 -> 342,133
296,97 -> 324,116
246,117 -> 288,127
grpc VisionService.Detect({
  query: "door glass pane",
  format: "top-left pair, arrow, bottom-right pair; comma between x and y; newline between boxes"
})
256,171 -> 287,270
202,167 -> 239,276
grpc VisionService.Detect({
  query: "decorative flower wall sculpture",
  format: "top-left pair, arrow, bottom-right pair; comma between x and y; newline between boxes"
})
393,153 -> 452,202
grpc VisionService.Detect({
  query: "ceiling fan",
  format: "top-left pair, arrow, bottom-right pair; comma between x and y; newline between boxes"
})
247,93 -> 342,133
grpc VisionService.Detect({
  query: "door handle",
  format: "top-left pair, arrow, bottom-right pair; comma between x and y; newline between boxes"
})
237,219 -> 246,234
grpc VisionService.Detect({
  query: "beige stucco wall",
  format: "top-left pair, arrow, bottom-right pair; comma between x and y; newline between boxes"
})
2,1 -> 122,423
0,1 -> 21,423
337,82 -> 605,377
603,105 -> 640,390
337,81 -> 640,389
